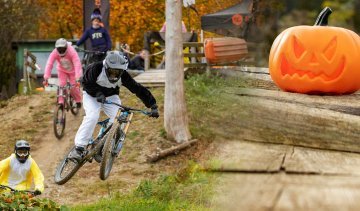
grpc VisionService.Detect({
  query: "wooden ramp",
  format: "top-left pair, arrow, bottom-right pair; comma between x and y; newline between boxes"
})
208,67 -> 360,210
133,69 -> 165,87
216,67 -> 360,153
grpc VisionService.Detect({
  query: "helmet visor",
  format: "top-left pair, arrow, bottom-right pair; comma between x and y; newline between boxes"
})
57,47 -> 67,55
107,68 -> 124,82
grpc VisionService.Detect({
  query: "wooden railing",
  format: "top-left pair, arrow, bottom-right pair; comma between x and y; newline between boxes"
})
22,49 -> 39,94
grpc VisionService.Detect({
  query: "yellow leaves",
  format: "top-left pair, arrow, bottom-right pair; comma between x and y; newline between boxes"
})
35,0 -> 242,51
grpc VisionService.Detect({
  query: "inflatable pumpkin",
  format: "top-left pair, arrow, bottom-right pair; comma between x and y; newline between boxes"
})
269,7 -> 360,94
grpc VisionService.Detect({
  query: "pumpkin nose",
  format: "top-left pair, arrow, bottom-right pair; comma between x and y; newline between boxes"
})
310,53 -> 318,64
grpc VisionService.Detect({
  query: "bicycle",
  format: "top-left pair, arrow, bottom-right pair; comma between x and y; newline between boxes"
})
54,100 -> 152,185
48,82 -> 80,139
75,46 -> 106,72
0,185 -> 39,196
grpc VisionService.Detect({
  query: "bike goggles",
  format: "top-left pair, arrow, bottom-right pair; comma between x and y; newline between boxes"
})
16,150 -> 29,157
107,68 -> 125,81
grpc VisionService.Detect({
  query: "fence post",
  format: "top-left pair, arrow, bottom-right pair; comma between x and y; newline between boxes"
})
23,49 -> 28,94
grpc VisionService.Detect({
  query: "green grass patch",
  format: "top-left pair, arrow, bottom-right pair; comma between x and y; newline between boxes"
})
72,162 -> 214,211
185,74 -> 247,140
127,130 -> 140,139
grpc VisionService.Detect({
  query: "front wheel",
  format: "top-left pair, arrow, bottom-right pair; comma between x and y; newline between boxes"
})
99,120 -> 121,180
54,147 -> 84,185
69,95 -> 79,116
53,104 -> 66,139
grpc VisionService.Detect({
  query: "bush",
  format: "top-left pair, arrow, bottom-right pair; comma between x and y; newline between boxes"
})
0,191 -> 66,210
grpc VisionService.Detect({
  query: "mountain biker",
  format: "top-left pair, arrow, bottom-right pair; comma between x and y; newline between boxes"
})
68,51 -> 159,161
76,8 -> 112,63
43,38 -> 83,108
0,140 -> 44,195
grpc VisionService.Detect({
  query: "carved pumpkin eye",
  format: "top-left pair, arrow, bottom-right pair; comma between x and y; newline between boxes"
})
323,37 -> 337,61
293,36 -> 306,59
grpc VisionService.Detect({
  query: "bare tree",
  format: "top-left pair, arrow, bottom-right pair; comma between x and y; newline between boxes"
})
164,0 -> 191,143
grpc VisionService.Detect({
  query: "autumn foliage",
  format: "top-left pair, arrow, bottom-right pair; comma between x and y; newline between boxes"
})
34,0 -> 239,52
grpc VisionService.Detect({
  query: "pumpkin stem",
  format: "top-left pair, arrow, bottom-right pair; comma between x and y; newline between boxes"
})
314,7 -> 332,26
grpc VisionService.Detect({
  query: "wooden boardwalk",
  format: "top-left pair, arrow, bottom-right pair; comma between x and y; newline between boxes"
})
133,69 -> 165,87
208,67 -> 360,210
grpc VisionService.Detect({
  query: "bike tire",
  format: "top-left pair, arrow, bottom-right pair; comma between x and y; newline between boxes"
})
70,95 -> 79,116
53,105 -> 66,139
99,120 -> 120,180
54,146 -> 84,185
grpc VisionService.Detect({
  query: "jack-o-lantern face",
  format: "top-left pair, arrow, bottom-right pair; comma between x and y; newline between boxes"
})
269,7 -> 360,94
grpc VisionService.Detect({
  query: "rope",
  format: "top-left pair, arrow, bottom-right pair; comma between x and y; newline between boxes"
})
120,47 -> 165,57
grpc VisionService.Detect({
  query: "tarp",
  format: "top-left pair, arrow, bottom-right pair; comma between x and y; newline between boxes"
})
201,0 -> 253,39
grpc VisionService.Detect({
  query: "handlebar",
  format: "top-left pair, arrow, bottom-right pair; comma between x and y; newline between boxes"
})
46,83 -> 76,89
104,100 -> 151,116
0,185 -> 39,196
74,46 -> 105,54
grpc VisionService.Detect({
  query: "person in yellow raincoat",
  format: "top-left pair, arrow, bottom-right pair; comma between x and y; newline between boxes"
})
0,140 -> 44,195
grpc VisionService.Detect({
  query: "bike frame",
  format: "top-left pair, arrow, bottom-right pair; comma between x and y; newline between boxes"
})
49,82 -> 75,110
75,47 -> 106,71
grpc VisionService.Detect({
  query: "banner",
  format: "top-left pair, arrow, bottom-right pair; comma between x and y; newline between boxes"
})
83,0 -> 110,49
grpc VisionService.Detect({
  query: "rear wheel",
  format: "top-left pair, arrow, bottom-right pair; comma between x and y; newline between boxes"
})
54,147 -> 84,185
99,120 -> 121,180
53,105 -> 66,139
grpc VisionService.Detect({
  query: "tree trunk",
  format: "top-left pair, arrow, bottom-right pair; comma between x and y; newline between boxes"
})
164,0 -> 192,143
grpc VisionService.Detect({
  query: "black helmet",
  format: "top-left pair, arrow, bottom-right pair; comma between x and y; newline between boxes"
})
104,51 -> 128,83
14,140 -> 30,163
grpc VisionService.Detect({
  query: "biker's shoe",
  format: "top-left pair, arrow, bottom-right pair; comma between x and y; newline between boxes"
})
68,146 -> 85,162
76,102 -> 82,109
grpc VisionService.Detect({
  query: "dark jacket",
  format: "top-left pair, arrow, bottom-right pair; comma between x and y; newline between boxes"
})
82,62 -> 156,108
129,55 -> 144,71
76,27 -> 112,52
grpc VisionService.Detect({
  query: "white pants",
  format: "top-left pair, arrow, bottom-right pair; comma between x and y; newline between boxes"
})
74,91 -> 121,147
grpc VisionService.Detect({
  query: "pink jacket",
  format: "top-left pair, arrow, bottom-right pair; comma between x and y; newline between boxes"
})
44,44 -> 82,80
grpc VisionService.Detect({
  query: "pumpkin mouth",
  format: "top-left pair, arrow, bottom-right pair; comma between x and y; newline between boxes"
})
280,55 -> 345,81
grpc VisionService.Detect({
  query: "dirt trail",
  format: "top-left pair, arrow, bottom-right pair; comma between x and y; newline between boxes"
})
0,91 -> 205,206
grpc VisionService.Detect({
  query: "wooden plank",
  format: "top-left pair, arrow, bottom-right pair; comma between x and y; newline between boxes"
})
213,173 -> 360,211
230,88 -> 360,114
209,141 -> 289,172
284,147 -> 360,175
210,140 -> 360,175
275,183 -> 360,210
220,93 -> 360,153
212,174 -> 282,211
133,70 -> 165,85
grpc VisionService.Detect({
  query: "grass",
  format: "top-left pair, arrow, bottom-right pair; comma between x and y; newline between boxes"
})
185,74 -> 249,141
71,74 -> 247,210
72,162 -> 213,211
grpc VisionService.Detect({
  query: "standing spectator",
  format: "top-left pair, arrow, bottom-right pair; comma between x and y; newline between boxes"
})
76,8 -> 112,63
